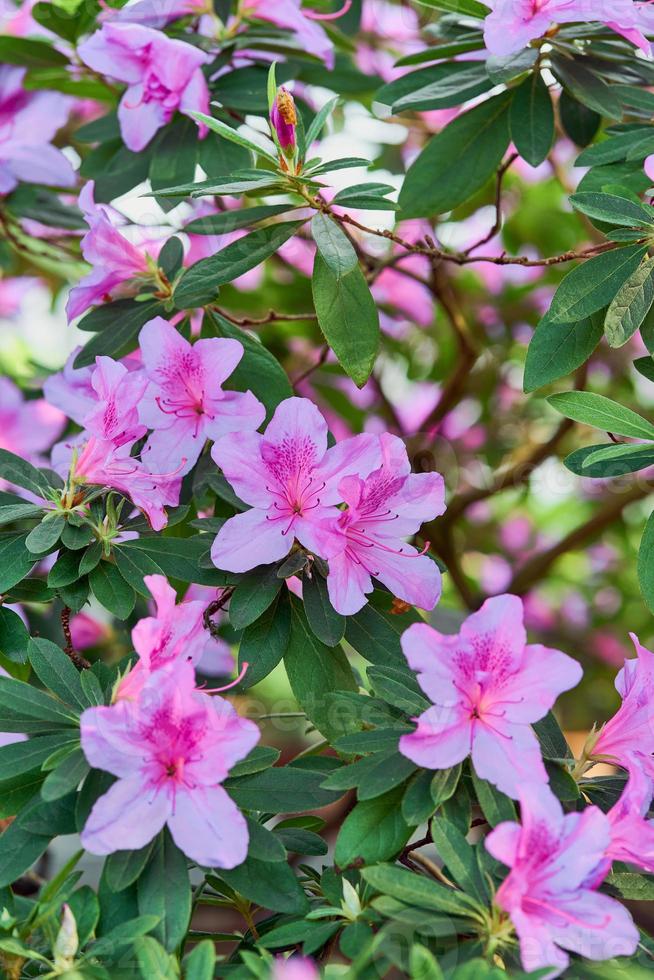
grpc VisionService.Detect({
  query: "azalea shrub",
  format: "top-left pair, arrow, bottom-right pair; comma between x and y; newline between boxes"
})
7,0 -> 654,978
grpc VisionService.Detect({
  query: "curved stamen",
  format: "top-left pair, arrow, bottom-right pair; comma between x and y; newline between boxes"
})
202,661 -> 249,693
304,0 -> 351,19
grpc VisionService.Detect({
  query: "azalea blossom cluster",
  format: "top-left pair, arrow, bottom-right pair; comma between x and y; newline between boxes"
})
80,573 -> 258,866
399,594 -> 654,978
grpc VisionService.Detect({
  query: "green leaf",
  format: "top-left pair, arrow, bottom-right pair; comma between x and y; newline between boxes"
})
399,92 -> 512,217
345,593 -> 422,669
547,390 -> 654,440
523,309 -> 604,391
312,252 -> 379,387
120,535 -> 230,587
41,748 -> 89,801
228,745 -> 281,778
390,62 -> 491,114
357,753 -> 417,801
564,442 -> 654,478
368,665 -> 429,715
548,245 -> 648,323
0,449 -> 52,498
335,786 -> 413,867
275,827 -> 327,856
245,816 -> 287,862
470,771 -> 516,827
149,117 -> 198,212
226,766 -> 342,812
174,221 -> 304,308
284,600 -> 357,739
509,72 -> 554,167
185,203 -> 293,235
431,818 -> 487,901
0,674 -> 79,731
48,548 -> 82,588
105,842 -> 156,893
134,935 -> 178,979
0,35 -> 69,67
361,863 -> 480,918
570,192 -> 654,228
304,95 -> 339,151
74,301 -> 167,367
229,566 -> 283,630
259,918 -> 338,950
311,213 -> 357,277
238,592 -> 291,688
410,0 -> 489,16
113,546 -> 165,597
25,514 -> 65,554
551,55 -> 622,120
302,572 -> 346,646
0,498 -> 42,527
430,764 -> 462,808
190,111 -> 277,163
560,89 -> 601,147
606,872 -> 654,901
638,510 -> 654,614
0,607 -> 30,664
89,561 -> 137,619
218,856 -> 309,914
402,770 -> 439,824
533,712 -> 572,761
28,637 -> 88,710
604,257 -> 654,348
0,533 -> 38,592
205,310 -> 292,420
183,939 -> 217,980
137,832 -> 190,952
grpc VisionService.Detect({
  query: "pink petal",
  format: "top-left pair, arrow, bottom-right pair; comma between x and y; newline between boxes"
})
315,432 -> 382,505
399,704 -> 473,769
263,397 -> 328,464
400,622 -> 461,705
168,784 -> 249,868
211,507 -> 291,572
471,720 -> 547,799
325,548 -> 372,616
203,390 -> 266,443
81,774 -> 171,855
210,431 -> 271,508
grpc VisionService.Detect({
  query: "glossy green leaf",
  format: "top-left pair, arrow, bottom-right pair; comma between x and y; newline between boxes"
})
548,390 -> 654,439
548,246 -> 647,323
604,257 -> 654,348
510,72 -> 554,167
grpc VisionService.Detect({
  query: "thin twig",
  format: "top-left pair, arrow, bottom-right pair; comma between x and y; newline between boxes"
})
61,606 -> 90,671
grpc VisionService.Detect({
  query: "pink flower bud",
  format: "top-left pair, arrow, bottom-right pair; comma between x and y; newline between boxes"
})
270,87 -> 297,158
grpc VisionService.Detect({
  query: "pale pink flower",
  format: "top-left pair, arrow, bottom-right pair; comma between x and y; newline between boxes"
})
0,276 -> 38,318
83,356 -> 148,448
591,633 -> 654,777
117,574 -> 208,699
66,181 -> 155,322
272,957 -> 320,980
486,783 -> 638,979
240,0 -> 336,67
103,0 -> 209,28
210,396 -> 380,573
80,662 -> 259,866
399,594 -> 582,798
44,349 -> 101,427
321,433 -> 445,615
138,316 -> 265,477
601,767 -> 654,874
69,612 -> 111,650
78,23 -> 210,152
0,66 -> 75,194
0,377 -> 65,464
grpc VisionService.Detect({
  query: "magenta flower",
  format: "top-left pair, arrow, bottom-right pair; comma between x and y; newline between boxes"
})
322,433 -> 445,615
66,181 -> 156,322
118,574 -> 209,699
590,633 -> 654,777
80,662 -> 259,866
83,356 -> 148,448
72,436 -> 182,532
483,0 -> 651,58
486,783 -> 638,978
138,316 -> 265,477
399,594 -> 582,798
602,767 -> 654,874
210,397 -> 380,573
77,23 -> 210,152
241,0 -> 336,67
43,349 -> 96,426
0,66 -> 75,194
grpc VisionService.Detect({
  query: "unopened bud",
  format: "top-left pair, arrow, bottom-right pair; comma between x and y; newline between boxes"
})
270,86 -> 297,160
53,904 -> 78,970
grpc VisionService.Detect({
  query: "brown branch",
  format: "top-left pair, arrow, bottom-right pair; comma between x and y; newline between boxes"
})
211,307 -> 316,327
292,344 -> 329,388
507,480 -> 653,595
203,588 -> 233,637
464,151 -> 519,255
61,606 -> 90,671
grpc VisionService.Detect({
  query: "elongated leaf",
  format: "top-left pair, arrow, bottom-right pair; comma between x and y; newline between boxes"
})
570,192 -> 654,228
311,213 -> 357,277
174,220 -> 304,308
0,607 -> 29,664
190,111 -> 277,162
238,593 -> 291,688
229,566 -> 283,630
185,203 -> 293,235
137,832 -> 190,952
183,940 -> 216,980
0,674 -> 79,731
335,786 -> 413,868
431,818 -> 487,901
548,246 -> 647,323
302,573 -> 346,646
411,0 -> 488,15
392,62 -> 491,114
639,510 -> 654,614
524,309 -> 604,392
28,637 -> 88,710
400,92 -> 512,217
74,301 -> 166,367
551,55 -> 621,120
89,561 -> 136,619
226,765 -> 342,812
361,863 -> 481,917
548,391 -> 654,440
0,449 -> 52,498
510,72 -> 554,167
218,856 -> 309,914
312,252 -> 379,387
604,257 -> 654,348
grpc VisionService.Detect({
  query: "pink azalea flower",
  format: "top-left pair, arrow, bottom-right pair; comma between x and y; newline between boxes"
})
483,0 -> 651,58
77,23 -> 210,152
486,783 -> 639,979
240,0 -> 336,67
80,662 -> 259,866
272,957 -> 320,980
0,275 -> 38,318
66,181 -> 155,322
0,377 -> 65,464
591,633 -> 654,777
399,594 -> 583,798
103,0 -> 209,28
185,584 -> 234,676
72,436 -> 182,532
321,432 -> 446,616
69,611 -> 111,650
0,66 -> 75,194
83,356 -> 148,448
138,316 -> 266,477
117,574 -> 209,699
602,767 -> 654,874
210,396 -> 381,573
